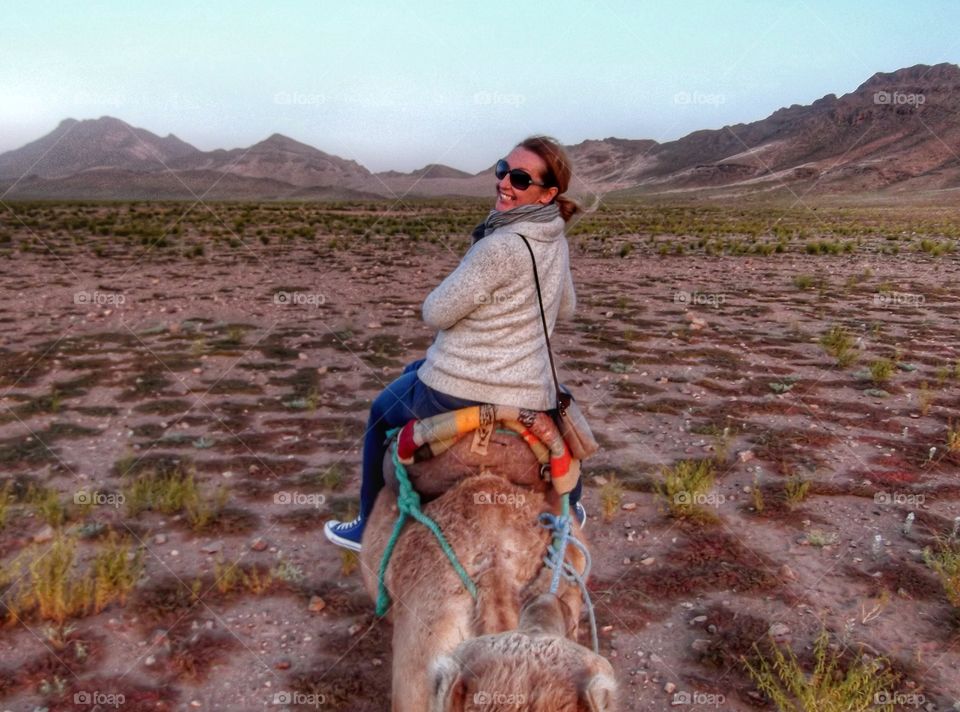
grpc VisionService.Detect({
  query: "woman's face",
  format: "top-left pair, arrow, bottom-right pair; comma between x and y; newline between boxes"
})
494,146 -> 560,212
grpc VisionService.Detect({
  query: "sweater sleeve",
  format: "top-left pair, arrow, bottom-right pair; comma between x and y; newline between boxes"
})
558,267 -> 577,320
422,235 -> 516,330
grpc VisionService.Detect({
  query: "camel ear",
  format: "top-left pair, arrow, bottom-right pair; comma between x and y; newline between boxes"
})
557,594 -> 578,638
519,593 -> 569,637
579,672 -> 617,712
430,655 -> 467,712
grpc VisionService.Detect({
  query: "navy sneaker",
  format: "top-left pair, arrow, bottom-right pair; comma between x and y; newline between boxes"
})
324,516 -> 365,552
574,502 -> 587,530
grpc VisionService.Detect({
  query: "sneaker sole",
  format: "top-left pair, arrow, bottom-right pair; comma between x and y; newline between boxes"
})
323,521 -> 363,552
575,504 -> 587,532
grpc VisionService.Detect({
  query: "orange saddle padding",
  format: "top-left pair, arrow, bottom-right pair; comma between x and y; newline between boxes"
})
382,403 -> 580,499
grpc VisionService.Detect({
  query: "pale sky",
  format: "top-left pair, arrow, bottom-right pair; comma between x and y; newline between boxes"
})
1,0 -> 957,172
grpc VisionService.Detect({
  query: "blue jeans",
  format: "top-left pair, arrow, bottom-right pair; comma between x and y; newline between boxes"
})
358,358 -> 582,519
359,358 -> 478,518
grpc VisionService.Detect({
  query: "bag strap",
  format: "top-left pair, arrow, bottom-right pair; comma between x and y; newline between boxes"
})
518,234 -> 571,417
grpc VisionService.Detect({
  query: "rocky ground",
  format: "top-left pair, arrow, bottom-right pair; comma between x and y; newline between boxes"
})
0,200 -> 958,711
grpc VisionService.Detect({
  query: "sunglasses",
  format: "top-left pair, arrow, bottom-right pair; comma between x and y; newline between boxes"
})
495,159 -> 550,191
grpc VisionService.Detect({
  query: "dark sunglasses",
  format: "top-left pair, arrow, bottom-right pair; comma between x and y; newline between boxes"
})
495,159 -> 550,191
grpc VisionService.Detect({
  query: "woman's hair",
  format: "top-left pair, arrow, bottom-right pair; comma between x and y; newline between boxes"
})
517,136 -> 580,223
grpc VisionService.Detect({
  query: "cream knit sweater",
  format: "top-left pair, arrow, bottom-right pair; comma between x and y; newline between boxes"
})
416,215 -> 576,410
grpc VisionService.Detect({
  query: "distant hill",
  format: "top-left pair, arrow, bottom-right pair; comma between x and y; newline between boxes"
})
2,63 -> 958,200
0,116 -> 199,180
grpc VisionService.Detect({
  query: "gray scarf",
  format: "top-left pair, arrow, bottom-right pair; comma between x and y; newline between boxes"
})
470,202 -> 560,244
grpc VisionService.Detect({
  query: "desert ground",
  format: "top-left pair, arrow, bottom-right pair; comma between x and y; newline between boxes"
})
0,198 -> 958,711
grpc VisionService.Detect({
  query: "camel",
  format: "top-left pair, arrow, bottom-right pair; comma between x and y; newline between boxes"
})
360,460 -> 618,711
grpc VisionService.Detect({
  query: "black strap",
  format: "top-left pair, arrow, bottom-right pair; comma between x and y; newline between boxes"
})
518,234 -> 570,417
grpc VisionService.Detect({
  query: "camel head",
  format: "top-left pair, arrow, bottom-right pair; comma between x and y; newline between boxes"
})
429,593 -> 618,711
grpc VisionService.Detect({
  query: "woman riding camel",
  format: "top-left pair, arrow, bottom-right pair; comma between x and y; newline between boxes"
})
324,135 -> 585,551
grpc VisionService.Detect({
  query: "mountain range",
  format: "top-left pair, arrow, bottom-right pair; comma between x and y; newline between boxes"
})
1,63 -> 958,201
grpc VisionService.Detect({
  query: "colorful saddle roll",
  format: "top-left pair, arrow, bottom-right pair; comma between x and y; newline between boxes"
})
394,403 -> 579,494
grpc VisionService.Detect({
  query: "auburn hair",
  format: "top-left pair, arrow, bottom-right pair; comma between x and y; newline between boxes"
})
517,135 -> 580,223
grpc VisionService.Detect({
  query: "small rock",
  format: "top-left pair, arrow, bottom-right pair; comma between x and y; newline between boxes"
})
33,526 -> 55,544
691,639 -> 712,653
779,564 -> 797,581
250,537 -> 268,552
640,557 -> 656,566
200,542 -> 221,554
372,657 -> 383,667
737,449 -> 755,463
690,615 -> 708,625
274,658 -> 291,670
621,502 -> 638,511
154,534 -> 168,545
190,701 -> 202,708
348,624 -> 363,636
308,596 -> 327,613
144,655 -> 157,667
366,322 -> 381,329
768,623 -> 790,641
664,682 -> 676,694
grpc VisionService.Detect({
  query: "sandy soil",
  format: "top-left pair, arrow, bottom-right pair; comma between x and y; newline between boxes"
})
0,204 -> 959,711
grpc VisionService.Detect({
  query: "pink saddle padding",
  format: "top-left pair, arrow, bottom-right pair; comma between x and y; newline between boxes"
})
382,429 -> 547,500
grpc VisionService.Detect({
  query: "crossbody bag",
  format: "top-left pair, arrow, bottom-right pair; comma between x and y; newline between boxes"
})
518,234 -> 599,460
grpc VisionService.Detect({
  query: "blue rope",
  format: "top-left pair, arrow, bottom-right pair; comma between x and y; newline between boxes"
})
375,427 -> 478,617
539,499 -> 599,653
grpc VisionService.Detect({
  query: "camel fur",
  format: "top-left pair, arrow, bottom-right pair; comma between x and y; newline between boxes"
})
360,472 -> 617,711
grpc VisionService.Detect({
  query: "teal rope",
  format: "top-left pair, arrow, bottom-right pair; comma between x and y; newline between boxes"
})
375,427 -> 478,617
